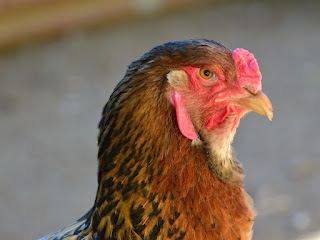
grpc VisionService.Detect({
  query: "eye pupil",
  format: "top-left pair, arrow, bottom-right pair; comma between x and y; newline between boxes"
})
203,70 -> 211,76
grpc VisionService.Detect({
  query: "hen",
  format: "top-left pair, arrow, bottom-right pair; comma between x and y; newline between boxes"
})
39,39 -> 273,240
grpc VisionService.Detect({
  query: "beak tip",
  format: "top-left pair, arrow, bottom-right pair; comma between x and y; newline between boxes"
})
267,109 -> 273,121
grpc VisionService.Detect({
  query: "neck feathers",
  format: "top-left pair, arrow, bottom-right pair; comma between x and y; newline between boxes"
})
88,69 -> 254,239
204,114 -> 245,184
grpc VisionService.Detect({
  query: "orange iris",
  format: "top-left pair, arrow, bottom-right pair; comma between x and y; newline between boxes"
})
199,69 -> 214,80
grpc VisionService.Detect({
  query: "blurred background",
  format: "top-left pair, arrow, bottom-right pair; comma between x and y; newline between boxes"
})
0,0 -> 319,239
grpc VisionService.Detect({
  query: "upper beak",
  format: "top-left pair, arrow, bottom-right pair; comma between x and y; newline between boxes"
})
233,90 -> 273,121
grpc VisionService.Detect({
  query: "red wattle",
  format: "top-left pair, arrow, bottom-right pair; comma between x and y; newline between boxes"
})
173,91 -> 198,140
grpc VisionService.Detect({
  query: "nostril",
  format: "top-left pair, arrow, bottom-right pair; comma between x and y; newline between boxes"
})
243,85 -> 256,95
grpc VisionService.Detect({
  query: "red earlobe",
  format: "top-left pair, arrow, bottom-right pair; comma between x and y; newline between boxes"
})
173,91 -> 198,140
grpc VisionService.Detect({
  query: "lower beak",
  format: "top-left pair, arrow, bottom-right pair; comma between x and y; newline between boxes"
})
233,90 -> 273,121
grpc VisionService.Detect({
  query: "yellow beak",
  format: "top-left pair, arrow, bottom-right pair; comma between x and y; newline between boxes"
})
233,91 -> 273,121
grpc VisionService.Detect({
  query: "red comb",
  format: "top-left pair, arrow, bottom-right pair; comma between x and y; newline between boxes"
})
232,48 -> 262,92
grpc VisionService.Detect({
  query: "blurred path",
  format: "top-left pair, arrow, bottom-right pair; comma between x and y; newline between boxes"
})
0,0 -> 223,50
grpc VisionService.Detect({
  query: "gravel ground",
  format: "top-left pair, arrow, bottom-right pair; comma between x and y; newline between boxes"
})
0,1 -> 319,239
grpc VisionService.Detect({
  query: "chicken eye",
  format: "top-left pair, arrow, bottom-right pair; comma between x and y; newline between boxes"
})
199,69 -> 216,81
